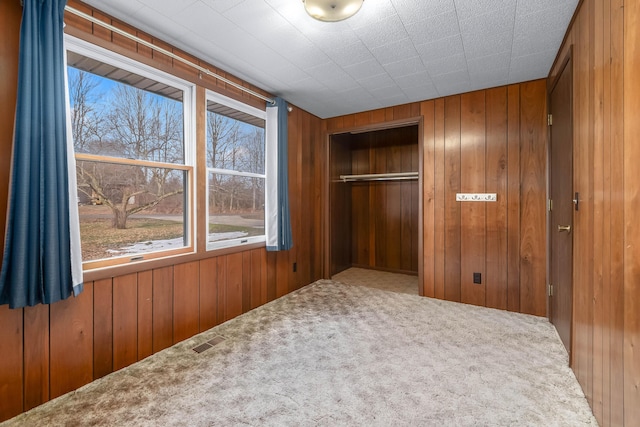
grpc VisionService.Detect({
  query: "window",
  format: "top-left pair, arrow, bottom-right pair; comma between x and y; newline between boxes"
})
206,91 -> 266,249
65,36 -> 195,269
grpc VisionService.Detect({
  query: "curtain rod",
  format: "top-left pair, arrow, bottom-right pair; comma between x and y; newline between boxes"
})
339,172 -> 419,182
64,6 -> 276,105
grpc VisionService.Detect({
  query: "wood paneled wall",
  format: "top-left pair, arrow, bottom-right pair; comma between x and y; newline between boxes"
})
549,0 -> 638,425
326,81 -> 547,317
329,127 -> 419,276
0,1 -> 324,422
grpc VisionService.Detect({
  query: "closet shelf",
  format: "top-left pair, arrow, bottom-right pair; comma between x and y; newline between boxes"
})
339,172 -> 419,182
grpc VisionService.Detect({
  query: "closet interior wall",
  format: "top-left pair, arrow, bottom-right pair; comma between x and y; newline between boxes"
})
329,126 -> 419,277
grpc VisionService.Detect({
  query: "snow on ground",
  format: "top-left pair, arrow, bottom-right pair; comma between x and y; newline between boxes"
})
107,232 -> 249,255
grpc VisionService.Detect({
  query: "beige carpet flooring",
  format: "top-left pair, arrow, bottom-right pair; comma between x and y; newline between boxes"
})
333,267 -> 419,295
2,279 -> 597,426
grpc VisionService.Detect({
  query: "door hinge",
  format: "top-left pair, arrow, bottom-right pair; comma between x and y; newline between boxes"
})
548,283 -> 554,297
548,199 -> 553,211
548,114 -> 553,126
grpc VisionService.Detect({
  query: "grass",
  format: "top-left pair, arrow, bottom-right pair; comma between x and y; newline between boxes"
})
80,217 -> 263,261
80,218 -> 184,261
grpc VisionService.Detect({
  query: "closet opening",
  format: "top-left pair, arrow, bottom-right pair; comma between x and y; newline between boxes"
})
328,123 -> 421,295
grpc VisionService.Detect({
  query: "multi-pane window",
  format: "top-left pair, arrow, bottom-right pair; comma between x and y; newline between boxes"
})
206,91 -> 266,249
66,37 -> 194,268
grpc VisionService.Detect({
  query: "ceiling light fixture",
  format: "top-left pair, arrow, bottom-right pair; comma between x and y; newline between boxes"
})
303,0 -> 364,22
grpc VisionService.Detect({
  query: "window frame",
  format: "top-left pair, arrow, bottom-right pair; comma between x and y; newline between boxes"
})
205,89 -> 267,251
65,35 -> 197,270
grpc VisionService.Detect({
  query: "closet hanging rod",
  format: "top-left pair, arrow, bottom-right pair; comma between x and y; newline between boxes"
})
339,172 -> 419,182
64,6 -> 276,106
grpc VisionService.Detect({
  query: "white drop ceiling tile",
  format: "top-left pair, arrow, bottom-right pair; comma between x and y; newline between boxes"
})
425,53 -> 467,77
267,62 -> 310,85
512,29 -> 566,57
343,59 -> 387,80
415,34 -> 464,61
462,30 -> 513,60
459,4 -> 516,36
354,14 -> 409,50
94,0 -> 145,16
126,6 -> 190,41
201,0 -> 246,14
326,41 -> 375,68
347,0 -> 398,27
139,0 -> 197,17
403,87 -> 440,103
174,2 -> 236,40
370,84 -> 404,100
383,56 -> 426,78
509,50 -> 555,75
394,72 -> 433,89
467,51 -> 511,73
516,0 -> 578,17
392,0 -> 456,25
223,0 -> 289,33
469,67 -> 509,84
405,11 -> 461,46
373,91 -> 411,107
371,38 -> 420,66
306,63 -> 358,91
436,80 -> 473,97
454,0 -> 516,22
356,73 -> 397,91
431,69 -> 470,87
514,3 -> 576,40
285,48 -> 332,70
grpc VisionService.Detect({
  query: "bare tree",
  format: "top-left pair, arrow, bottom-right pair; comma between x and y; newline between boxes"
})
68,69 -> 105,152
70,72 -> 185,229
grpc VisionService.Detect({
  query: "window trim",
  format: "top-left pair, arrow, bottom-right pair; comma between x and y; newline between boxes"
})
205,89 -> 267,251
65,35 -> 198,270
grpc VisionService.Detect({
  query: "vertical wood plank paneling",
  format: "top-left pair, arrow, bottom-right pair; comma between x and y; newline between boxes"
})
519,80 -> 547,317
422,101 -> 436,297
0,2 -> 22,419
591,0 -> 606,420
152,266 -> 173,353
573,5 -> 591,394
0,2 -> 325,421
226,253 -> 244,321
624,0 -> 640,423
23,304 -> 50,411
50,284 -> 93,399
250,249 -> 264,309
433,99 -> 446,300
485,87 -> 508,310
242,251 -> 252,313
0,306 -> 23,421
199,258 -> 218,331
173,262 -> 199,343
609,0 -> 625,424
93,278 -> 113,379
506,85 -> 521,313
460,91 -> 487,307
259,249 -> 268,306
216,256 -> 227,324
600,2 -> 612,423
113,274 -> 138,371
444,96 -> 462,302
137,271 -> 153,360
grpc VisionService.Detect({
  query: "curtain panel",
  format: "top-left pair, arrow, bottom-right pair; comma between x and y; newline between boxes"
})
0,0 -> 83,309
265,97 -> 293,252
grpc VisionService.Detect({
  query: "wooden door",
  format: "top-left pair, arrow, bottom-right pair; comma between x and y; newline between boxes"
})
549,55 -> 573,358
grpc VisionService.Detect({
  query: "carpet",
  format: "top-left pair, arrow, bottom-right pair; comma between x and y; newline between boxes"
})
2,280 -> 597,426
333,267 -> 419,295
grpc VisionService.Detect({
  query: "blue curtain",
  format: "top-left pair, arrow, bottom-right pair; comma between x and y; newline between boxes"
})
265,97 -> 293,251
0,0 -> 83,308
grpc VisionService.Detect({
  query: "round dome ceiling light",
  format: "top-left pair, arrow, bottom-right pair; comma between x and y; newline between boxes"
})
303,0 -> 364,22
